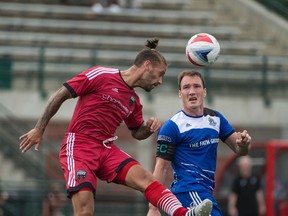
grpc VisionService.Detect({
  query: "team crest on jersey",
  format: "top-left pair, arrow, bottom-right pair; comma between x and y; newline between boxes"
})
129,96 -> 135,106
76,170 -> 87,182
208,117 -> 216,126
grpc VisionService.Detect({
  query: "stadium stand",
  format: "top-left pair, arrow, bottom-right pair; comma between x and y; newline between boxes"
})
0,0 -> 287,97
0,0 -> 287,88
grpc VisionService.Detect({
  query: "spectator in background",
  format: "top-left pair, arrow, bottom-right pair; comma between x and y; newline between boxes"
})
0,189 -> 9,216
42,183 -> 66,216
91,0 -> 122,13
228,155 -> 266,216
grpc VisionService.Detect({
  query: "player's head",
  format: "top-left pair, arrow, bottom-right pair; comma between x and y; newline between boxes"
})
238,155 -> 252,177
178,70 -> 207,113
133,38 -> 167,92
178,70 -> 206,90
134,38 -> 167,67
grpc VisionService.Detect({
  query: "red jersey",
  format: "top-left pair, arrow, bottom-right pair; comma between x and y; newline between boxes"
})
63,66 -> 144,142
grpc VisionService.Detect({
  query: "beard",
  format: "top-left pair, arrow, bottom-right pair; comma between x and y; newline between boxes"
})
142,84 -> 155,92
144,88 -> 152,92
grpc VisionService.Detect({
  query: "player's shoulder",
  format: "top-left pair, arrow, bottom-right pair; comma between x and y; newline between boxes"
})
84,66 -> 120,80
203,107 -> 219,117
170,110 -> 185,122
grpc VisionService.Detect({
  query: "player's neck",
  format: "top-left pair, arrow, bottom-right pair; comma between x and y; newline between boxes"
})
121,66 -> 143,88
183,107 -> 203,116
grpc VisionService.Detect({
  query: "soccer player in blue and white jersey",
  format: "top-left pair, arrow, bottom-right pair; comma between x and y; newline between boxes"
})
147,70 -> 251,216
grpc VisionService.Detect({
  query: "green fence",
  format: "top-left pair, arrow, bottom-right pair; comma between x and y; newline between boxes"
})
0,55 -> 12,89
256,0 -> 288,19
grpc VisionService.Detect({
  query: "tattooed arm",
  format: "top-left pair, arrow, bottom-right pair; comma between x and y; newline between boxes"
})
131,117 -> 162,140
19,86 -> 72,152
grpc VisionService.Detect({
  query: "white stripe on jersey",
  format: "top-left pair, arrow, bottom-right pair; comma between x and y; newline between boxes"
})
67,133 -> 76,187
185,170 -> 215,185
181,162 -> 215,175
86,67 -> 119,80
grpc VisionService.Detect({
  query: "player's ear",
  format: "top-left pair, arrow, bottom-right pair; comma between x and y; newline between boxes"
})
203,88 -> 207,97
179,90 -> 182,98
144,60 -> 152,71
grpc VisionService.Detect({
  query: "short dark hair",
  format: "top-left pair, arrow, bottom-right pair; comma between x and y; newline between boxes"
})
178,70 -> 206,90
134,38 -> 167,67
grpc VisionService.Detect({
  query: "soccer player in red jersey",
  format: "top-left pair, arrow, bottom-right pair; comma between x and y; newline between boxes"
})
19,38 -> 210,216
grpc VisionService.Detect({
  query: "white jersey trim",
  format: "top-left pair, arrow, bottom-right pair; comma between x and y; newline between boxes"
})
86,67 -> 119,80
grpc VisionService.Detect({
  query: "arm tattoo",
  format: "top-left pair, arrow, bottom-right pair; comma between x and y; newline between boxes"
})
131,124 -> 153,140
35,87 -> 71,133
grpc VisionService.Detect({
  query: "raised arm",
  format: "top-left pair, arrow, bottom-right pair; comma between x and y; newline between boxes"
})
19,86 -> 72,152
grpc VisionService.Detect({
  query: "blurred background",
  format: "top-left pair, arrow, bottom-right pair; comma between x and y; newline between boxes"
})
0,0 -> 287,215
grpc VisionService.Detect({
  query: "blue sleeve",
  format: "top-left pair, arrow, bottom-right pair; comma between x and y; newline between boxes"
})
157,120 -> 179,145
217,111 -> 235,142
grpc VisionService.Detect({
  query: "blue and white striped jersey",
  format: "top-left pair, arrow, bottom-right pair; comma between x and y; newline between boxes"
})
157,108 -> 235,194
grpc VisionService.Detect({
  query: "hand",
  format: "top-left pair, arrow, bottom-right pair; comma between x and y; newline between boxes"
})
147,204 -> 161,216
19,128 -> 43,153
145,117 -> 162,133
228,206 -> 238,216
259,203 -> 266,216
236,130 -> 251,155
236,130 -> 251,148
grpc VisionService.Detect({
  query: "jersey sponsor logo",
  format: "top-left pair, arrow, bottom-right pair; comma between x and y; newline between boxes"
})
76,170 -> 87,182
189,138 -> 219,148
102,94 -> 132,117
158,135 -> 171,142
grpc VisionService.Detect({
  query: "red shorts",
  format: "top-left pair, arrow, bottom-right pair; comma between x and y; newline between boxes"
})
59,132 -> 139,198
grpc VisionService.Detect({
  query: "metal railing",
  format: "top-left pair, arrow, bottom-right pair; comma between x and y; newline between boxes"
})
25,47 -> 288,107
0,179 -> 148,216
0,103 -> 47,179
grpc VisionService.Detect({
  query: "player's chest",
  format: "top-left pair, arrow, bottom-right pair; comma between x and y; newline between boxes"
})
96,86 -> 138,115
